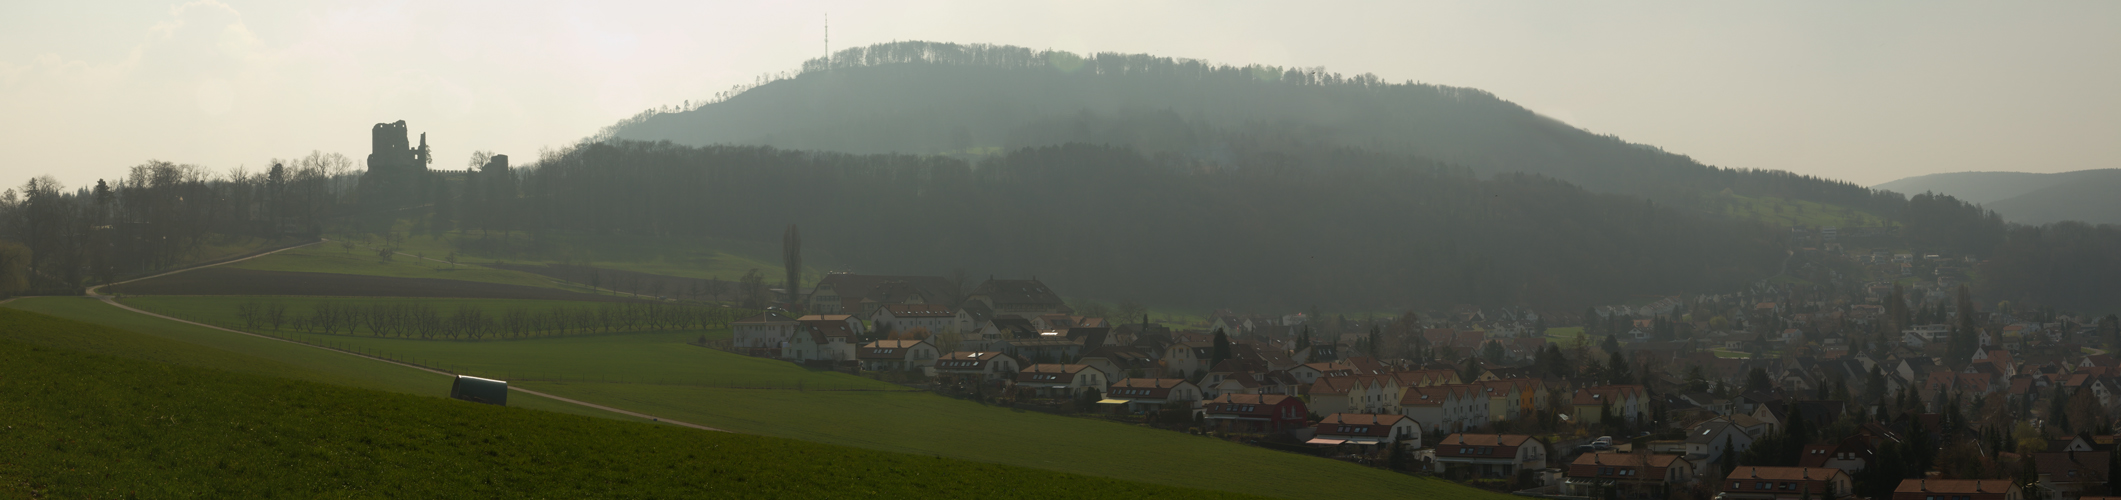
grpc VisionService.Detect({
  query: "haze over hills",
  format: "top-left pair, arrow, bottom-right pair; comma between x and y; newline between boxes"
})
559,41 -> 2103,311
610,42 -> 1894,216
1873,169 -> 2121,226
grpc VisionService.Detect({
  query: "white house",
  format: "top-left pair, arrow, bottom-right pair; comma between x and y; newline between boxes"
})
786,325 -> 856,362
857,339 -> 939,372
934,351 -> 1021,383
733,312 -> 801,355
872,304 -> 959,335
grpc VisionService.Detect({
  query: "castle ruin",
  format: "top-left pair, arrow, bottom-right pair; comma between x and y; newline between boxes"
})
359,120 -> 432,208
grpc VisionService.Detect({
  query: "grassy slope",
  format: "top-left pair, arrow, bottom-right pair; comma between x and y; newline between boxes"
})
377,229 -> 820,284
0,326 -> 1248,499
0,298 -> 624,421
1718,193 -> 1894,228
231,244 -> 579,291
100,296 -> 1510,499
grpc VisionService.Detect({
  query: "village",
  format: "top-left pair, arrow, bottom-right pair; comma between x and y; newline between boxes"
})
728,250 -> 2121,500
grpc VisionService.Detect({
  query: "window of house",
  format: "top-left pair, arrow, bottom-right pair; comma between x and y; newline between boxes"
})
1758,482 -> 1771,490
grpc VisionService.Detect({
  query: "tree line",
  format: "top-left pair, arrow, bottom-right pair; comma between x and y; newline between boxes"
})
234,300 -> 752,340
502,140 -> 1788,310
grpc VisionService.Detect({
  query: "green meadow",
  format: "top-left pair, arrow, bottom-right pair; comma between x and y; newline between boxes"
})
230,243 -> 583,291
30,295 -> 1523,499
354,227 -> 826,285
0,316 -> 1248,498
0,298 -> 626,421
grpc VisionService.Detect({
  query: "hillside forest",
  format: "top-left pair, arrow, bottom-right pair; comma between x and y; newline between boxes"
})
0,41 -> 2114,312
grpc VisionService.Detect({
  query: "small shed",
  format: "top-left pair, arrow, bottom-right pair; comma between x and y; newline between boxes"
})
450,375 -> 509,406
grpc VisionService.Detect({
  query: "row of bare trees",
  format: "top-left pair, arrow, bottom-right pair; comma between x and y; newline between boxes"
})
235,300 -> 754,340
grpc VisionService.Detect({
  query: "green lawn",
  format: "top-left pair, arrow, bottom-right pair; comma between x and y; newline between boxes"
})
121,295 -> 738,338
0,324 -> 1247,498
58,296 -> 1519,499
1543,326 -> 1587,344
488,381 -> 1505,500
0,298 -> 625,421
231,243 -> 577,291
365,228 -> 825,285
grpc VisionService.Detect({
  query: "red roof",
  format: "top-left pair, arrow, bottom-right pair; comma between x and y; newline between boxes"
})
1893,479 -> 2014,495
1434,434 -> 1538,459
881,303 -> 956,318
1016,364 -> 1096,384
1722,466 -> 1847,495
1314,413 -> 1412,438
1568,453 -> 1685,480
1402,384 -> 1479,407
1203,394 -> 1305,419
1106,378 -> 1191,400
857,339 -> 930,360
935,351 -> 1009,371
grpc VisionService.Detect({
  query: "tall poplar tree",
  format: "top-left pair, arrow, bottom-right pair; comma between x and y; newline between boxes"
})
782,224 -> 801,305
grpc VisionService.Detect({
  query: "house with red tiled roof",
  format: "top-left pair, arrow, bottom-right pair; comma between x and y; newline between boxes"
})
1891,479 -> 2020,500
1391,369 -> 1463,388
1014,364 -> 1108,399
1433,434 -> 1549,478
857,339 -> 938,372
1202,393 -> 1308,433
1307,413 -> 1422,451
797,314 -> 867,338
1401,384 -> 1487,434
1570,385 -> 1647,425
1289,361 -> 1355,385
1098,378 -> 1203,414
871,304 -> 959,336
1796,435 -> 1875,474
934,351 -> 1020,383
1164,341 -> 1214,377
1308,375 -> 1399,415
1566,452 -> 1694,497
1202,370 -> 1263,398
787,323 -> 856,362
2033,451 -> 2111,498
1720,466 -> 1854,500
732,311 -> 800,357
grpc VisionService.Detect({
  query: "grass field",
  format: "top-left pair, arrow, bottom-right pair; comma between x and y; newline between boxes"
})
0,299 -> 622,421
1543,326 -> 1587,344
0,325 -> 1248,498
366,228 -> 826,285
122,295 -> 732,339
71,296 -> 1520,499
107,267 -> 636,302
1717,193 -> 1894,228
231,243 -> 574,291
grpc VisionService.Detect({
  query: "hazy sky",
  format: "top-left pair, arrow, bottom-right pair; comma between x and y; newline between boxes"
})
2,1 -> 2115,190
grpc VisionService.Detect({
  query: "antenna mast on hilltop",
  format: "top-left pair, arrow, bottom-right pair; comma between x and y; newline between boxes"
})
824,14 -> 830,58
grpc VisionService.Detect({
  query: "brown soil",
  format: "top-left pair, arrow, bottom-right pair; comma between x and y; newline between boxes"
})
107,267 -> 641,302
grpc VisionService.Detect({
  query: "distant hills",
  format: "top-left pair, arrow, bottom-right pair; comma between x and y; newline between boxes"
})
1874,169 -> 2121,225
610,42 -> 1887,215
566,41 -> 2101,310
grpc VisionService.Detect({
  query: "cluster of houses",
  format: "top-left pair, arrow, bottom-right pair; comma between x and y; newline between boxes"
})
724,272 -> 2121,500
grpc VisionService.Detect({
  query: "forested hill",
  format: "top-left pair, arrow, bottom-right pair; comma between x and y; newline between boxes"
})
517,140 -> 1785,310
609,41 -> 1896,215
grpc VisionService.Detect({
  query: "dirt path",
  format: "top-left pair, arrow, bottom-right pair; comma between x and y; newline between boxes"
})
73,240 -> 727,433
